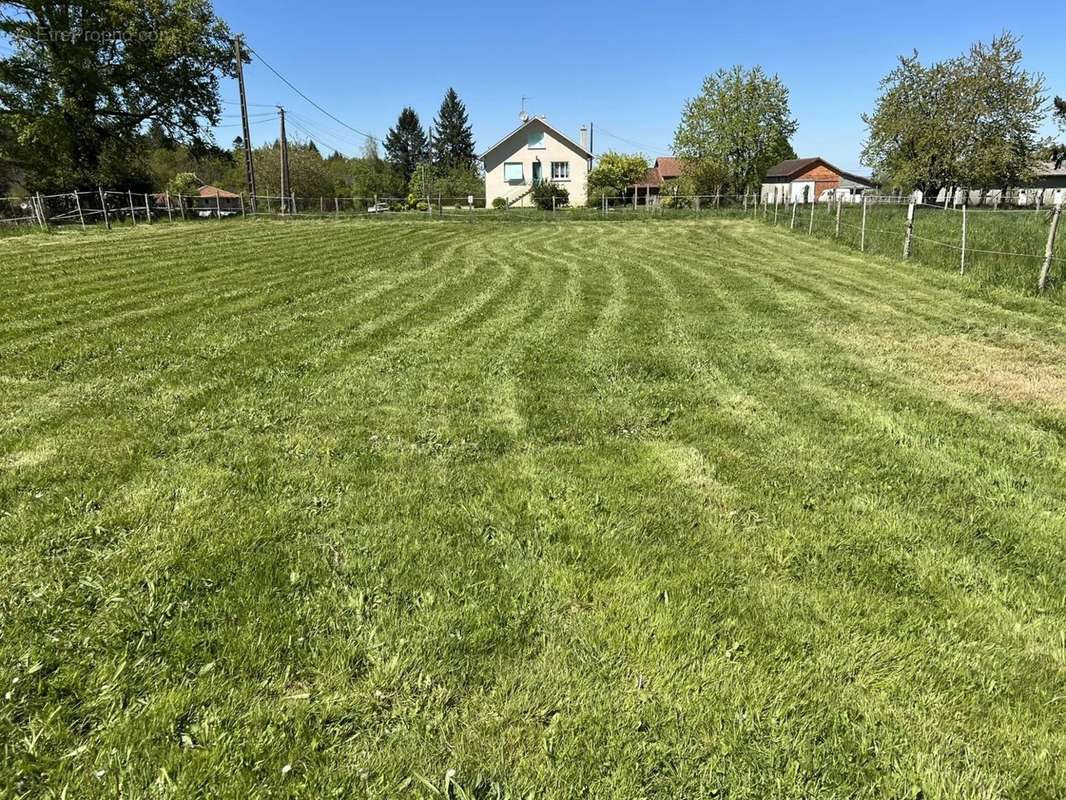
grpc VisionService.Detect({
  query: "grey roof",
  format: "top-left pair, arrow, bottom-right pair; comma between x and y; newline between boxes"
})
764,157 -> 820,178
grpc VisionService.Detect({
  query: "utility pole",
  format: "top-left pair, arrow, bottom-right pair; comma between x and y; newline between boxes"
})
278,106 -> 290,214
234,35 -> 257,213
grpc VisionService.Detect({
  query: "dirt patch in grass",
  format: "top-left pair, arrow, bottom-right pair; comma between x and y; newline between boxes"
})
831,324 -> 1066,410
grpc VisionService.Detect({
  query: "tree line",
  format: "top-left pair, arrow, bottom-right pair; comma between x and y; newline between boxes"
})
0,0 -> 482,208
588,32 -> 1064,203
1,1 -> 1062,206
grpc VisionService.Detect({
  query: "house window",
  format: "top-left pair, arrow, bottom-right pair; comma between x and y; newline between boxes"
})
527,131 -> 545,150
550,161 -> 569,180
504,162 -> 524,182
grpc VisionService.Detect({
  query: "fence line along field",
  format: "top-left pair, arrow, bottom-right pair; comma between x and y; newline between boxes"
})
3,218 -> 1066,798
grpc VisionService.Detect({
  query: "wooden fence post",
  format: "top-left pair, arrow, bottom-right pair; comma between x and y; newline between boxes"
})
903,201 -> 915,259
179,194 -> 187,221
743,192 -> 747,214
773,195 -> 779,225
98,187 -> 111,230
960,204 -> 968,274
860,195 -> 867,252
144,193 -> 151,224
1038,201 -> 1063,293
165,191 -> 173,223
239,193 -> 245,218
215,191 -> 222,220
334,197 -> 339,218
73,191 -> 85,229
835,196 -> 842,237
790,201 -> 797,230
808,199 -> 815,235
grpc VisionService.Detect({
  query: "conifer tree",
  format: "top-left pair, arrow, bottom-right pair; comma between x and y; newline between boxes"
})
432,88 -> 477,172
384,107 -> 428,184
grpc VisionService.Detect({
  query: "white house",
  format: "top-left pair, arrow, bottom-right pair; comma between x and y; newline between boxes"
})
481,116 -> 593,207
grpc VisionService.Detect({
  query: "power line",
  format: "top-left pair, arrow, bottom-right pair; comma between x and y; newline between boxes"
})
286,111 -> 367,153
285,119 -> 348,157
245,44 -> 376,142
596,125 -> 672,155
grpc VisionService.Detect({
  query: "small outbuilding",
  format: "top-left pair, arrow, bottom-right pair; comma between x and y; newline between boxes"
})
628,157 -> 683,204
761,157 -> 875,204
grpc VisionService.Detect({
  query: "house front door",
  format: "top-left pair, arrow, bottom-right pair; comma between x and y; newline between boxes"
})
532,162 -> 542,183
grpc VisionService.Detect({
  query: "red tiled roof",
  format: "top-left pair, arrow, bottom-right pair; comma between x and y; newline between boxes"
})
632,167 -> 664,188
198,184 -> 239,199
654,157 -> 682,179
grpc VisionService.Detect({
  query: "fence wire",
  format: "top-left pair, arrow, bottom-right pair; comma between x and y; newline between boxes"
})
7,188 -> 1063,295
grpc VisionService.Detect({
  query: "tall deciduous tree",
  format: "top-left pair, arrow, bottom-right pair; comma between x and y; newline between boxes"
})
383,107 -> 427,185
0,0 -> 238,190
431,88 -> 476,172
862,33 -> 1046,195
673,65 -> 797,194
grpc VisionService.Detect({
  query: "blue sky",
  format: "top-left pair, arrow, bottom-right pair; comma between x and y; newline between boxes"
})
214,0 -> 1064,174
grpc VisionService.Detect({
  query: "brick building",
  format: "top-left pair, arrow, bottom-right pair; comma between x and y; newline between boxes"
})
761,157 -> 875,204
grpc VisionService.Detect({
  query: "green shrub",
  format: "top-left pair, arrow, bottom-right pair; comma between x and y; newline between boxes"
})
491,197 -> 507,209
531,181 -> 569,210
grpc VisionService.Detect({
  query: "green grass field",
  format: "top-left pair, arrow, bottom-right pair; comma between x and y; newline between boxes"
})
763,201 -> 1065,299
3,218 -> 1066,798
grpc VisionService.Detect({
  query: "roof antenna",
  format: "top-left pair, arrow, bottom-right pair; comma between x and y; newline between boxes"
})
519,96 -> 531,123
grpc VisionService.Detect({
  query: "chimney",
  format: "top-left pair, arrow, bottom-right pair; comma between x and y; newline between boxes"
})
580,125 -> 588,152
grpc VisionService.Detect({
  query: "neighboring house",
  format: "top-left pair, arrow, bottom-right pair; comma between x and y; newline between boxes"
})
193,185 -> 242,214
152,183 -> 242,215
761,157 -> 875,203
481,116 -> 593,207
629,157 -> 683,203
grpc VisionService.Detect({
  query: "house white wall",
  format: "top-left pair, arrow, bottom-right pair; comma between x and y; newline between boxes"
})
482,118 -> 590,208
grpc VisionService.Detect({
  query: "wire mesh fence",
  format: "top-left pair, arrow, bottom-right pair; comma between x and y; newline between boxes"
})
5,187 -> 1063,295
761,194 -> 1065,295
